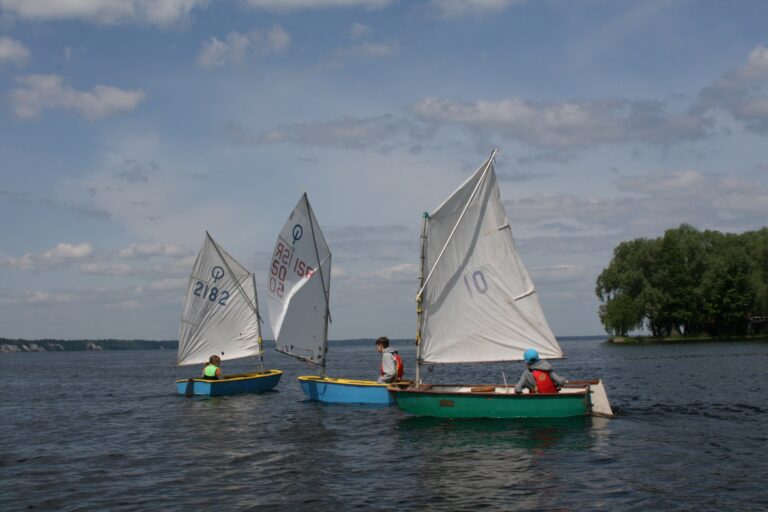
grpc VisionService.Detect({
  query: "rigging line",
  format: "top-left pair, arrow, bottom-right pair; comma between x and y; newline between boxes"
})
304,195 -> 331,373
206,231 -> 260,319
415,148 -> 498,302
304,194 -> 332,323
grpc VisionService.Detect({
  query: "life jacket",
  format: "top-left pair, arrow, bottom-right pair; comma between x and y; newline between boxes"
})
380,351 -> 404,381
203,364 -> 219,380
532,369 -> 558,394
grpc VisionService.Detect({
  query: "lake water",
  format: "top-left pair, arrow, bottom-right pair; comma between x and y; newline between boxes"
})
1,337 -> 767,511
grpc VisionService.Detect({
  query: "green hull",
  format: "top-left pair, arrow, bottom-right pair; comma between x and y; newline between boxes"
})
391,386 -> 590,418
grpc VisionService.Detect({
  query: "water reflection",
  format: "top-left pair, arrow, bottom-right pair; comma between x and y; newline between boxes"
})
395,416 -> 601,511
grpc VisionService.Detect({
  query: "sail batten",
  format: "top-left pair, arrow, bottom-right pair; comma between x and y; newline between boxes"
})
267,194 -> 331,368
420,152 -> 562,364
177,233 -> 262,367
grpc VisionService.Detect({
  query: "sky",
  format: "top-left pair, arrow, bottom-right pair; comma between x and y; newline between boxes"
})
1,0 -> 767,341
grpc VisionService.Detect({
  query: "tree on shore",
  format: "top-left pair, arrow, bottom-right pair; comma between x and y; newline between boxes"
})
596,225 -> 768,337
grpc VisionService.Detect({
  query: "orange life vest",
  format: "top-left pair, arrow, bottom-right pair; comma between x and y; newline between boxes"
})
532,369 -> 558,394
380,351 -> 404,381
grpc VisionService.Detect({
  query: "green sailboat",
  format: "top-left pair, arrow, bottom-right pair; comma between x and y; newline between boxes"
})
389,150 -> 613,418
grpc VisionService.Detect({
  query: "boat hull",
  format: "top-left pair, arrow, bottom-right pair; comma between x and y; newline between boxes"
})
298,376 -> 403,405
389,384 -> 591,418
176,369 -> 283,396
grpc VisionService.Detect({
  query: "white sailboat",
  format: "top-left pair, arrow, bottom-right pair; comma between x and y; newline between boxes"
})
176,232 -> 283,396
267,193 -> 396,404
390,150 -> 613,417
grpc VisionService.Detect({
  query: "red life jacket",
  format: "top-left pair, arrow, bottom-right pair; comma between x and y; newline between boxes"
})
532,369 -> 558,394
380,351 -> 404,381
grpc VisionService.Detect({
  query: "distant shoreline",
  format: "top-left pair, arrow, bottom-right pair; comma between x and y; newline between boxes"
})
1,335 -> 609,353
608,334 -> 768,344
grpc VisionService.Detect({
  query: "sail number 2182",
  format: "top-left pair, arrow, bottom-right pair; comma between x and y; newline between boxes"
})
193,281 -> 230,306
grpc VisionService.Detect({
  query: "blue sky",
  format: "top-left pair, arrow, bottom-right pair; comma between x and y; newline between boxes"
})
1,0 -> 767,340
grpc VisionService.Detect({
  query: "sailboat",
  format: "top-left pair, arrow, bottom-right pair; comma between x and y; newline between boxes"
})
175,232 -> 283,396
267,193 -> 397,405
389,150 -> 613,418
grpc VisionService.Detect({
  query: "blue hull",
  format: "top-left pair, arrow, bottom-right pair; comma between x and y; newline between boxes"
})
176,370 -> 283,396
298,376 -> 397,405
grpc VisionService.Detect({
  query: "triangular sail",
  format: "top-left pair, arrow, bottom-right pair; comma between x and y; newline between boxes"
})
177,232 -> 262,366
419,153 -> 562,364
267,193 -> 331,366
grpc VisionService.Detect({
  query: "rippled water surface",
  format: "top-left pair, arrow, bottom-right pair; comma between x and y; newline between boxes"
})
2,338 -> 767,511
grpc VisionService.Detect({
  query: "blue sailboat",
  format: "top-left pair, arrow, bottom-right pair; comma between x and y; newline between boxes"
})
176,232 -> 282,396
267,194 -> 395,405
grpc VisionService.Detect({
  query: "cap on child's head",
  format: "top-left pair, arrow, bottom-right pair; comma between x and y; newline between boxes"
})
524,348 -> 540,364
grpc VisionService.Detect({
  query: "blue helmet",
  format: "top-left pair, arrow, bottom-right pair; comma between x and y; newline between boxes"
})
524,348 -> 540,364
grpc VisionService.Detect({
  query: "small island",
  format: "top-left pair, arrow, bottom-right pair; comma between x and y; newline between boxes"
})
596,224 -> 768,342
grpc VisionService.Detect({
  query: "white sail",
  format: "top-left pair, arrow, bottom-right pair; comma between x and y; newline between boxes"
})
177,232 -> 262,366
267,193 -> 331,366
419,153 -> 562,364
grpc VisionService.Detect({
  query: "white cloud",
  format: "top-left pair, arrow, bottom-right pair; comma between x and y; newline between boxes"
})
412,96 -> 710,149
695,44 -> 768,133
243,0 -> 390,11
9,74 -> 146,120
198,25 -> 290,68
14,291 -> 79,304
149,277 -> 187,290
2,242 -> 93,270
118,242 -> 187,259
80,262 -> 133,276
0,0 -> 206,26
360,263 -> 417,283
0,36 -> 29,65
234,114 -> 421,151
429,0 -> 525,18
349,22 -> 372,39
336,41 -> 398,58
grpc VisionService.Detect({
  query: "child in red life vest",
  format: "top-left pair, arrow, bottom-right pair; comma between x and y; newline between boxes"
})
375,336 -> 404,383
514,348 -> 567,394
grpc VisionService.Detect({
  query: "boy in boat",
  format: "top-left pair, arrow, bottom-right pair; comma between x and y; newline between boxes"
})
375,337 -> 404,383
202,355 -> 222,380
514,348 -> 567,394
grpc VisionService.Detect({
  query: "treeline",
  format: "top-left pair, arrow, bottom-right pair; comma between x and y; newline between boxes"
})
595,225 -> 768,338
0,338 -> 178,351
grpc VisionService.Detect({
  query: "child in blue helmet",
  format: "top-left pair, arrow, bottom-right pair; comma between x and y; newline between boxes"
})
514,348 -> 567,394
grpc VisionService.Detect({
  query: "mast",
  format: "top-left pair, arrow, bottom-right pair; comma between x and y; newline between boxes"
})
304,193 -> 330,377
415,211 -> 429,385
252,273 -> 265,373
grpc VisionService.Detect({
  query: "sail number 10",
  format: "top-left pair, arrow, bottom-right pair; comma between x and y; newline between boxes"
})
270,241 -> 315,297
463,270 -> 488,297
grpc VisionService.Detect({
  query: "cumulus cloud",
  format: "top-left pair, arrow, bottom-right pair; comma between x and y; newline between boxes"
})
231,114 -> 425,151
335,41 -> 398,58
0,291 -> 79,305
695,44 -> 768,133
243,0 -> 390,11
504,170 -> 768,240
0,36 -> 29,65
2,242 -> 94,270
79,262 -> 133,276
198,25 -> 290,68
360,263 -> 417,283
349,22 -> 372,39
429,0 -> 526,18
8,74 -> 146,120
118,242 -> 187,259
149,277 -> 187,290
0,0 -> 206,26
412,96 -> 711,149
